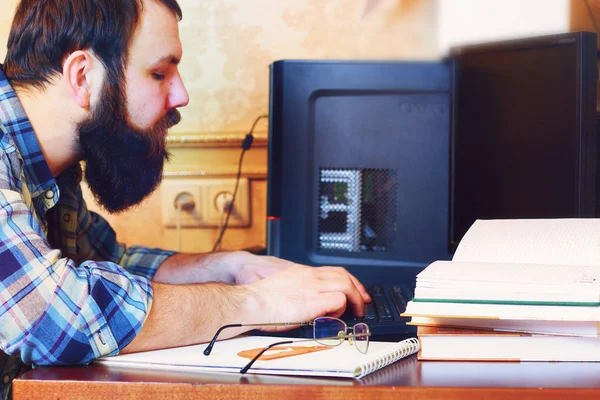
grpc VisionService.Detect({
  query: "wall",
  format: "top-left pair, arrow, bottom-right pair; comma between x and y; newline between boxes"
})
0,0 -> 438,253
437,0 -> 570,57
0,0 -> 18,62
571,0 -> 600,35
570,0 -> 600,107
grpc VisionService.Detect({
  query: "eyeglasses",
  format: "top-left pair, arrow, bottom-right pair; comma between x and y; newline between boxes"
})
203,317 -> 371,373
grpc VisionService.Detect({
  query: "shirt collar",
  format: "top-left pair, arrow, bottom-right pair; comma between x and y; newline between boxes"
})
0,66 -> 57,198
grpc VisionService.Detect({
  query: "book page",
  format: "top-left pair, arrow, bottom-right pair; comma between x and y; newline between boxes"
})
407,315 -> 600,336
418,260 -> 600,286
453,219 -> 600,266
414,260 -> 600,304
403,300 -> 600,321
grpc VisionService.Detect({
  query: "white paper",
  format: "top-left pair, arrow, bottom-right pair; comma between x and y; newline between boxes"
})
96,335 -> 419,379
453,219 -> 600,266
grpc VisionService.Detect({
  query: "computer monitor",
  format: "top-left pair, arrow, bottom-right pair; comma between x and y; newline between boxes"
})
449,31 -> 598,251
267,60 -> 453,284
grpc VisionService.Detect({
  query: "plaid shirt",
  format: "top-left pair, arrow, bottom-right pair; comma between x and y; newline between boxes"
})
0,67 -> 175,398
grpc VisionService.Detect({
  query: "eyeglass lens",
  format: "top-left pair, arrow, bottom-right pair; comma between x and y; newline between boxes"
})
313,317 -> 346,346
353,322 -> 370,354
313,317 -> 370,353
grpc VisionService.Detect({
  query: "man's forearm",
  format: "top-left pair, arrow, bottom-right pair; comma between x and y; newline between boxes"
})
122,281 -> 259,353
153,252 -> 242,284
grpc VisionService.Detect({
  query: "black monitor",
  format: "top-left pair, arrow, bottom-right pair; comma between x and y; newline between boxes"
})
267,60 -> 453,283
449,31 -> 598,251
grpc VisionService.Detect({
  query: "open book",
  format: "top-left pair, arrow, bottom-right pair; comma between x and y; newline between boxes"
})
416,219 -> 600,305
403,219 -> 600,336
96,335 -> 419,379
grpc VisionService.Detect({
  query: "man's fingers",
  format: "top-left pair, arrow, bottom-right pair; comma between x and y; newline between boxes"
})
317,266 -> 371,302
312,268 -> 366,317
348,274 -> 371,302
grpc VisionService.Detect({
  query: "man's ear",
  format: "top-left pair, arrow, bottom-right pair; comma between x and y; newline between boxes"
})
62,50 -> 101,110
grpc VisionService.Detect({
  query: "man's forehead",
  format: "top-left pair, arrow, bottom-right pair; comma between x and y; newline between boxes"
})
130,0 -> 183,63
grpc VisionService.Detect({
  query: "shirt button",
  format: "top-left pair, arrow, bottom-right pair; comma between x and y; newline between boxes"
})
45,190 -> 54,199
3,375 -> 9,384
63,214 -> 71,223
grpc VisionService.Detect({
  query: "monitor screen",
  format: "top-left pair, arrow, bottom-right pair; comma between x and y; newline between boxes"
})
449,32 -> 598,250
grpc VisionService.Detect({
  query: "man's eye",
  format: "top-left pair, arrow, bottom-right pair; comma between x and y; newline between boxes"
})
152,73 -> 165,80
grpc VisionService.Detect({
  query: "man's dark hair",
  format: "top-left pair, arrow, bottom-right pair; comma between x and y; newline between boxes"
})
3,0 -> 182,90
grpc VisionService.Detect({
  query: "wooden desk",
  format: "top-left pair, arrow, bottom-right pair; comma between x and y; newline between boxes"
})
13,356 -> 600,400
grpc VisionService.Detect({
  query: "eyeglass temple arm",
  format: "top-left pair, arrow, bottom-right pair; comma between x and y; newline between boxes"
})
204,322 -> 312,356
240,340 -> 295,374
203,324 -> 243,356
239,332 -> 372,375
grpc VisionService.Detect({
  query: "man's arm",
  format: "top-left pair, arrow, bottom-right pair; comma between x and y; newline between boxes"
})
152,251 -> 238,284
124,263 -> 367,353
0,198 -> 152,366
0,151 -> 153,365
72,178 -> 370,355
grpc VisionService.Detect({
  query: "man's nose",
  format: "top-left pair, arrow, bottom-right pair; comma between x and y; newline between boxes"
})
168,74 -> 189,109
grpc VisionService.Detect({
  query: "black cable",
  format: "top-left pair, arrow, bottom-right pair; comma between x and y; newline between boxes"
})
212,114 -> 268,251
212,150 -> 246,252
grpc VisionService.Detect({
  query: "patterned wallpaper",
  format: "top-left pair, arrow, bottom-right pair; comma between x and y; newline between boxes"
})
0,0 -> 18,62
175,0 -> 437,134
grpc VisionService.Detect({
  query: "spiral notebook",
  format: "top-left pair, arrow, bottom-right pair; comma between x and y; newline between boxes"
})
96,335 -> 419,379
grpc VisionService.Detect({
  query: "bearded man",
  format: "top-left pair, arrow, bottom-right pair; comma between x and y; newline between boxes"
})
0,1 -> 370,398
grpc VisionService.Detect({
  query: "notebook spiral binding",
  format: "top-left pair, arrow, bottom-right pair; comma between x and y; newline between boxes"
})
356,337 -> 420,378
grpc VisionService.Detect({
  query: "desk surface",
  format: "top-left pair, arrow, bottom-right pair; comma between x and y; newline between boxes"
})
13,356 -> 600,400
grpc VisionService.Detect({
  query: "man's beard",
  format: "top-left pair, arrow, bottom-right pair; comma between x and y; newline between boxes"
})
77,79 -> 181,213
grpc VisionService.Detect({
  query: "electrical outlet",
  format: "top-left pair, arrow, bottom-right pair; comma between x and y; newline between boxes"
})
161,177 -> 250,228
204,178 -> 250,227
161,179 -> 204,227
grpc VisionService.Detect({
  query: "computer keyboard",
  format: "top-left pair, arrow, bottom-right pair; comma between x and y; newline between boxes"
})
364,284 -> 406,322
342,283 -> 416,337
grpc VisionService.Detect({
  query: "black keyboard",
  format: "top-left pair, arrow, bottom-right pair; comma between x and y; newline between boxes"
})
342,283 -> 416,337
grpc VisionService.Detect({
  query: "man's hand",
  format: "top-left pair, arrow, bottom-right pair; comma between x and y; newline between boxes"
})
218,251 -> 372,320
245,263 -> 371,323
225,252 -> 300,285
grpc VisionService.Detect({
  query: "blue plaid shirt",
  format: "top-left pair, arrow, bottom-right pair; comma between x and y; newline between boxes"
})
0,67 -> 175,375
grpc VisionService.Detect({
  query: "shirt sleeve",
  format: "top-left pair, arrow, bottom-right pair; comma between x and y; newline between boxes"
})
0,152 -> 156,366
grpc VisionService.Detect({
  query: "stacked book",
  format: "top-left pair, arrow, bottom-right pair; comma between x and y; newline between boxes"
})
402,218 -> 600,361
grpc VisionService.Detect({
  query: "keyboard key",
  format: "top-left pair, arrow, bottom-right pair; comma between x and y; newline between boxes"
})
363,302 -> 377,321
372,293 -> 393,321
390,285 -> 409,316
370,284 -> 385,295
